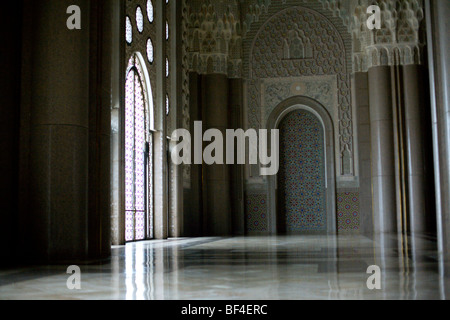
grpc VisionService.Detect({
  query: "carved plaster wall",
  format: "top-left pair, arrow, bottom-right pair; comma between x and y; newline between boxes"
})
186,0 -> 243,78
246,5 -> 355,185
182,0 -> 426,178
183,0 -> 426,75
181,0 -> 427,234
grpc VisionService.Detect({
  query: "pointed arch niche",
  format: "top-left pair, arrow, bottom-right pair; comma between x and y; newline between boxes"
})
266,96 -> 337,234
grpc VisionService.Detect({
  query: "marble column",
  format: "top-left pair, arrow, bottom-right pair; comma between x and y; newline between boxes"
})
229,78 -> 245,235
184,72 -> 203,236
25,0 -> 91,262
402,65 -> 428,235
168,0 -> 183,238
368,66 -> 397,234
354,72 -> 373,237
154,0 -> 168,239
426,0 -> 450,278
87,0 -> 114,260
169,158 -> 182,237
202,74 -> 231,236
110,0 -> 124,245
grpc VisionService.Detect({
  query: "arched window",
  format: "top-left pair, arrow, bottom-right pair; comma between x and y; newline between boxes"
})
125,53 -> 154,242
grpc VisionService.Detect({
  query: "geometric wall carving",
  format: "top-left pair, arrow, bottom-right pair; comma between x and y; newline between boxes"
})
241,0 -> 426,72
262,76 -> 337,125
185,0 -> 243,78
248,6 -> 354,177
183,0 -> 426,74
350,0 -> 425,72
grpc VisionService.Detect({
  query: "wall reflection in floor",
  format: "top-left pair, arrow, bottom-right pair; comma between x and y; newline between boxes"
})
0,235 -> 448,300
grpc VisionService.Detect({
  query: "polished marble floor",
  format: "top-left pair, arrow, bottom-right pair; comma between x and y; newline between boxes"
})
0,235 -> 448,300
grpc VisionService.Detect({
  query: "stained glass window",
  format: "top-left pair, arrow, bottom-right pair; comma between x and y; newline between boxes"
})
125,54 -> 154,242
166,57 -> 169,77
136,6 -> 144,33
147,0 -> 154,23
147,38 -> 154,64
126,16 -> 133,44
166,21 -> 169,40
166,94 -> 170,116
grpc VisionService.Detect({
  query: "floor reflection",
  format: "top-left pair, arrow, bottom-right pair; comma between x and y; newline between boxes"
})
0,235 -> 448,300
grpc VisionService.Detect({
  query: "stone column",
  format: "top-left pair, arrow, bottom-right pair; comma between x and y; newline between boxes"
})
368,66 -> 397,234
202,74 -> 231,236
26,0 -> 91,262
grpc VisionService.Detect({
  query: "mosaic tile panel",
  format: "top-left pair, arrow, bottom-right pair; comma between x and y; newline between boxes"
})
337,192 -> 360,231
246,194 -> 268,232
278,110 -> 326,232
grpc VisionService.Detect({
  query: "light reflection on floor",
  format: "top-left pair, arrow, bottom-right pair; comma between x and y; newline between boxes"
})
0,235 -> 448,300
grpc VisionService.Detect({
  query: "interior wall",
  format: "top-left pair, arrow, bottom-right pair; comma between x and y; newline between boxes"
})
243,5 -> 359,235
182,0 -> 434,239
